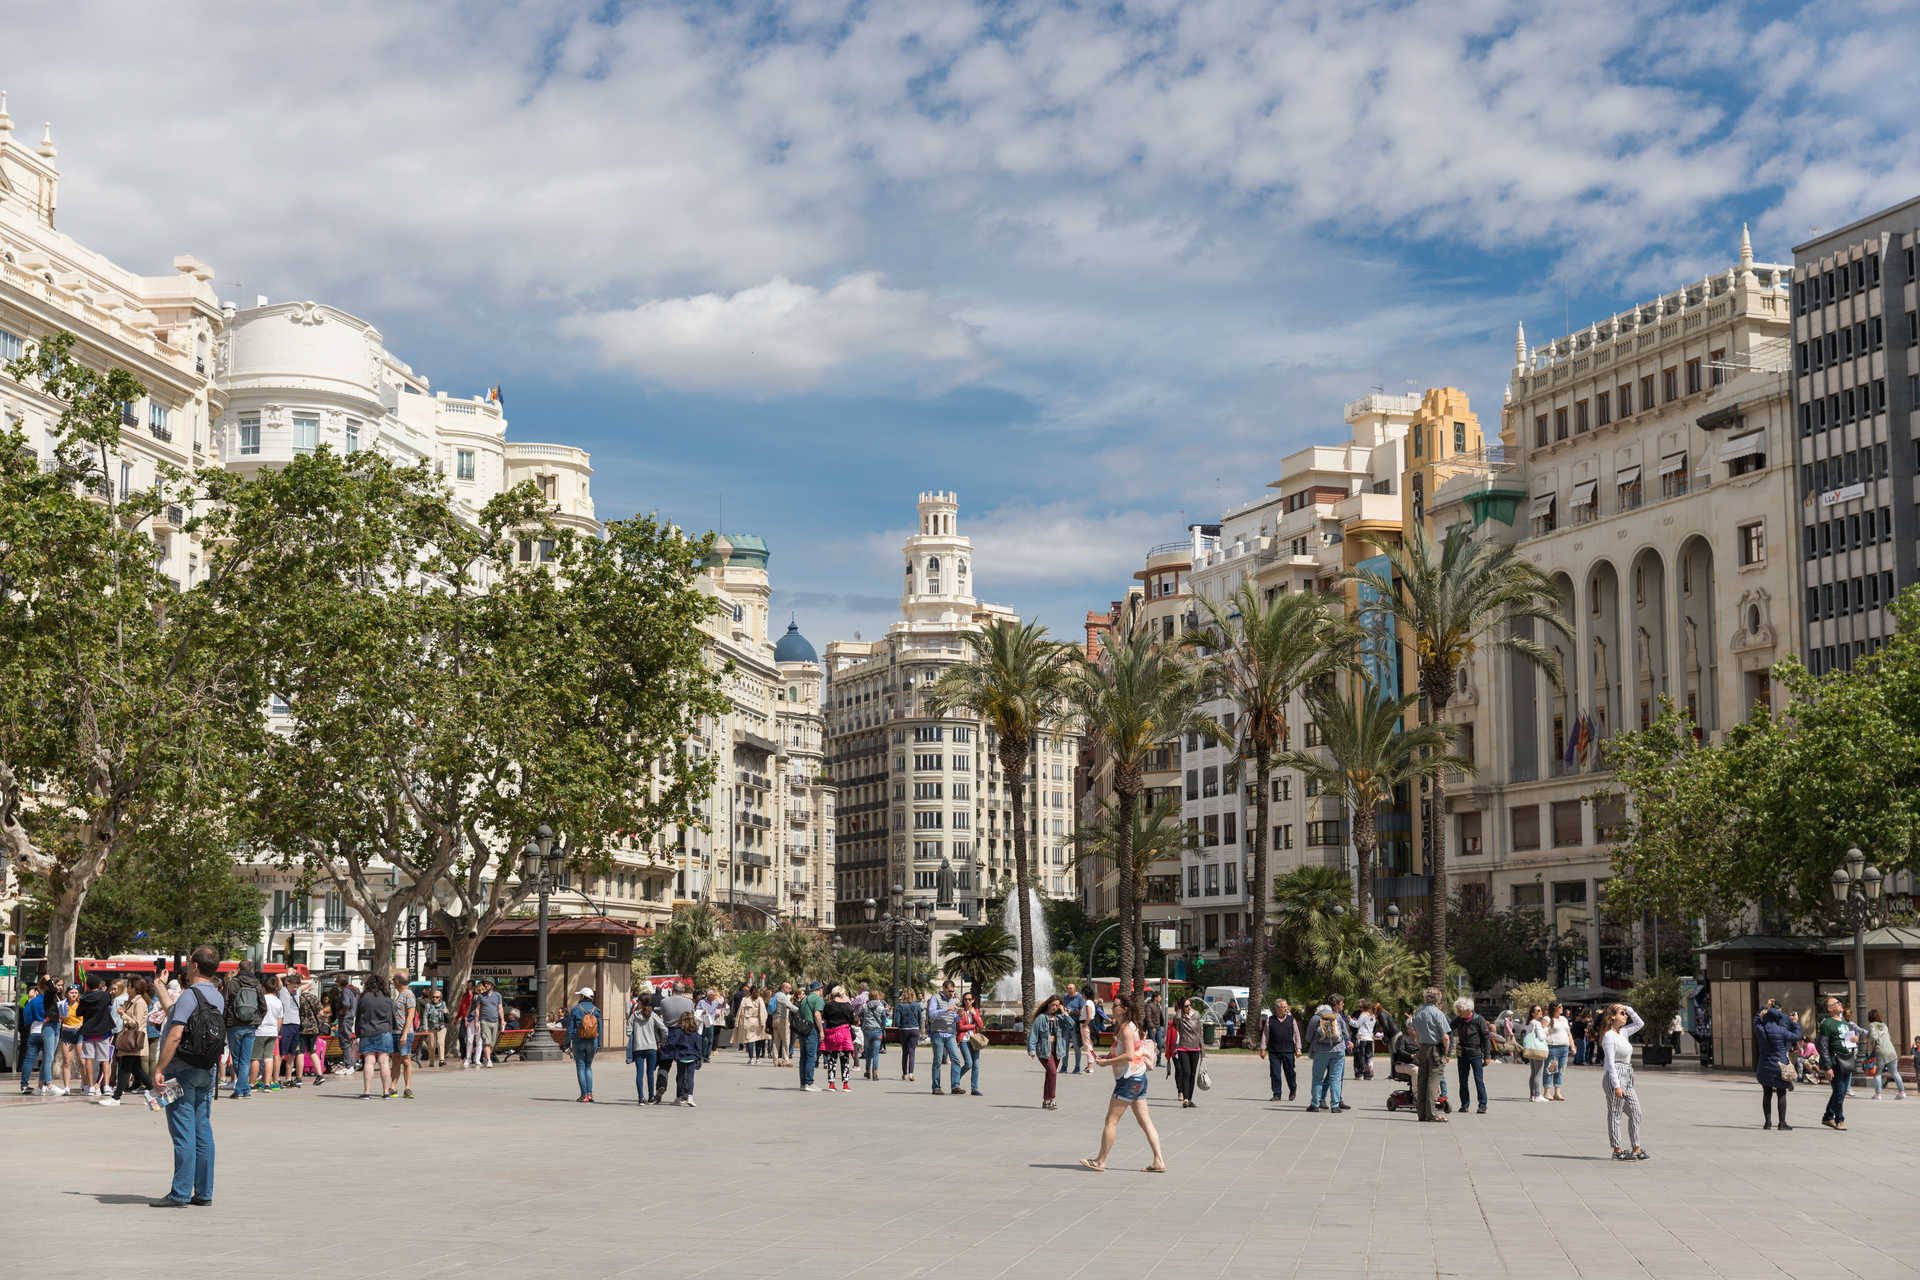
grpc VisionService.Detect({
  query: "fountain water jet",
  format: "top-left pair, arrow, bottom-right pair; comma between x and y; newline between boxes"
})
991,888 -> 1054,1006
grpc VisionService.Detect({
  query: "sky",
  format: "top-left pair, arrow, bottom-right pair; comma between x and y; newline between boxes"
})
6,0 -> 1917,650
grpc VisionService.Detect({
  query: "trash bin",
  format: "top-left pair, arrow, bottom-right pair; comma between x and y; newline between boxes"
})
1203,1023 -> 1217,1047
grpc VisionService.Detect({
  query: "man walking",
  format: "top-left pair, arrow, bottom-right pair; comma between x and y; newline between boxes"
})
1142,990 -> 1167,1053
1061,984 -> 1085,1073
1258,997 -> 1299,1102
1450,997 -> 1492,1114
1305,997 -> 1350,1112
390,969 -> 418,1098
1410,987 -> 1452,1122
335,976 -> 360,1075
151,946 -> 225,1208
926,980 -> 963,1095
222,968 -> 264,1098
795,981 -> 824,1091
474,979 -> 503,1069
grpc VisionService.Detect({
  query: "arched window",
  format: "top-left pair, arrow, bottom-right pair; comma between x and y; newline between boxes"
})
958,558 -> 967,578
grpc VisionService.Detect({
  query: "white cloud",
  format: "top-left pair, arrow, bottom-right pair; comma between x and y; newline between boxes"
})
557,273 -> 988,394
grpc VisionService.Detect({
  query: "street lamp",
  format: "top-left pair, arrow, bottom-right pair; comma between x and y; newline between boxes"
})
1832,844 -> 1885,1022
520,824 -> 569,1062
1384,902 -> 1401,936
864,881 -> 932,1000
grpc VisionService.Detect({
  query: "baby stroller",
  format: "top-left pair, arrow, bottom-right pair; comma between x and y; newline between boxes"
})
1385,1049 -> 1452,1113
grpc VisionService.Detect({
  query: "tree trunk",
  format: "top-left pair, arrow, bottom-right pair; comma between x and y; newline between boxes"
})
1248,746 -> 1271,1024
366,915 -> 400,979
1005,742 -> 1037,1023
442,930 -> 484,1024
47,823 -> 113,982
46,883 -> 83,986
1422,667 -> 1455,986
1114,786 -> 1138,1021
1354,802 -> 1376,929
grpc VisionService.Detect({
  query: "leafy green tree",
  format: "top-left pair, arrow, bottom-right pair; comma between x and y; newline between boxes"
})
1347,526 -> 1569,983
1069,628 -> 1208,1011
1403,889 -> 1546,991
694,951 -> 745,994
1,333 -> 277,980
928,618 -> 1074,1020
939,924 -> 1017,995
1277,683 -> 1466,928
764,921 -> 822,984
1185,582 -> 1355,1038
1049,949 -> 1083,984
657,904 -> 727,977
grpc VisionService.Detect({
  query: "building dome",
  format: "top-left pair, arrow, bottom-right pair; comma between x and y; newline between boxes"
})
774,618 -> 818,664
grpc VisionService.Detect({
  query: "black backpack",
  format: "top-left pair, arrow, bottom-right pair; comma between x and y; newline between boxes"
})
175,988 -> 227,1070
225,975 -> 262,1028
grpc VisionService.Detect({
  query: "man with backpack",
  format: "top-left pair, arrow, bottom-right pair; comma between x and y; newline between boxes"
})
151,946 -> 226,1208
222,968 -> 265,1099
1304,997 -> 1351,1112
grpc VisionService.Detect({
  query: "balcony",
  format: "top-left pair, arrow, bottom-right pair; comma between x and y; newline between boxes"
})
149,423 -> 173,444
154,504 -> 184,533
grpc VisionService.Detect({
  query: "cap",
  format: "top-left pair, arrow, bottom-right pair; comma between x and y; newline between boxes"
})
577,987 -> 594,998
807,981 -> 823,991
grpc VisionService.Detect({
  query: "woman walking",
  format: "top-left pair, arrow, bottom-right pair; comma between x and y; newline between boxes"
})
734,986 -> 769,1064
1867,1009 -> 1905,1099
143,976 -> 174,1086
767,984 -> 793,1067
1522,1004 -> 1550,1101
1168,997 -> 1206,1108
1027,994 -> 1074,1110
820,985 -> 858,1091
460,980 -> 482,1069
895,988 -> 924,1081
956,990 -> 987,1096
858,991 -> 890,1080
627,995 -> 666,1104
1078,999 -> 1165,1173
1597,1002 -> 1648,1160
1753,999 -> 1799,1129
420,988 -> 449,1067
355,974 -> 397,1101
107,978 -> 152,1104
1352,1000 -> 1378,1080
1543,1002 -> 1572,1101
663,1011 -> 704,1106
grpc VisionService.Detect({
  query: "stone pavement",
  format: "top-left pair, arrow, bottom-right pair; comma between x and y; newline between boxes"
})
5,1049 -> 1917,1279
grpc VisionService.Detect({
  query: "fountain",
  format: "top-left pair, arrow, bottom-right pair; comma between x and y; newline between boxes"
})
990,888 -> 1054,1005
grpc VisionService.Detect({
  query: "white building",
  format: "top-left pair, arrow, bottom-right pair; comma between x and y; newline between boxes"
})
826,492 -> 1081,944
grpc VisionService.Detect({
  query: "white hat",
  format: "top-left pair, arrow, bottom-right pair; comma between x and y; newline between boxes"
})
577,987 -> 594,997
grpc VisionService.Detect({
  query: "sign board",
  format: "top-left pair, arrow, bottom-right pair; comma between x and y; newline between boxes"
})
473,964 -> 534,979
1821,482 -> 1867,508
1158,929 -> 1178,951
0,965 -> 14,977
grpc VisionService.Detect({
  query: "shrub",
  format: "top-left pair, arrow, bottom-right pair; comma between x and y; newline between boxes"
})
693,952 -> 745,994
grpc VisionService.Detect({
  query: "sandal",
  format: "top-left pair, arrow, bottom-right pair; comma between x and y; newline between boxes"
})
1077,1158 -> 1106,1172
1141,1163 -> 1166,1173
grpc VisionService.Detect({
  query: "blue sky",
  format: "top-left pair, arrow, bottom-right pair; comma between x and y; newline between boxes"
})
9,0 -> 1918,648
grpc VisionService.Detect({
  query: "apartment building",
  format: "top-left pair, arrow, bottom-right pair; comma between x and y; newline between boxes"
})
1789,197 -> 1920,675
825,492 -> 1081,944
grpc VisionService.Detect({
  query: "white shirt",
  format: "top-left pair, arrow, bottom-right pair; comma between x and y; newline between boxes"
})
1545,1015 -> 1572,1047
280,987 -> 301,1026
256,993 -> 281,1040
1354,1012 -> 1377,1043
1600,1006 -> 1643,1091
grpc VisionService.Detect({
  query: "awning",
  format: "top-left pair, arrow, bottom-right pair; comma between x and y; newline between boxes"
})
1570,480 -> 1598,506
1657,453 -> 1687,477
1615,466 -> 1641,487
1718,431 -> 1765,461
1528,493 -> 1556,517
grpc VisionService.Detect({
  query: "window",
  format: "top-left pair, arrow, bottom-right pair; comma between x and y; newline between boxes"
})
0,328 -> 21,361
1271,777 -> 1290,802
1275,824 -> 1293,850
1458,810 -> 1483,854
537,474 -> 556,502
271,890 -> 305,930
1595,391 -> 1610,426
1534,415 -> 1548,448
952,811 -> 970,830
1304,776 -> 1320,798
1202,767 -> 1218,798
1224,860 -> 1237,895
147,402 -> 171,438
518,538 -> 533,563
912,781 -> 942,800
1306,820 -> 1342,846
1222,813 -> 1237,845
1738,521 -> 1764,566
1185,770 -> 1199,801
1684,358 -> 1702,395
1205,863 -> 1220,895
1617,383 -> 1632,416
119,461 -> 133,500
344,418 -> 360,453
1551,800 -> 1583,847
324,893 -> 349,932
456,449 -> 475,481
914,840 -> 941,860
1187,866 -> 1199,898
1304,721 -> 1323,748
1554,407 -> 1568,441
1709,348 -> 1725,387
1203,815 -> 1219,846
1640,374 -> 1655,411
538,538 -> 555,562
913,754 -> 942,771
292,413 -> 319,455
1511,804 -> 1541,850
1662,367 -> 1679,402
912,811 -> 943,830
951,727 -> 972,742
1575,400 -> 1589,433
1412,425 -> 1422,457
1453,421 -> 1466,452
238,413 -> 261,456
914,726 -> 944,743
1659,454 -> 1688,500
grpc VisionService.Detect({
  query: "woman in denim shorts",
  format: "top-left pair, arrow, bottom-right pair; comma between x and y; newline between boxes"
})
1078,998 -> 1167,1174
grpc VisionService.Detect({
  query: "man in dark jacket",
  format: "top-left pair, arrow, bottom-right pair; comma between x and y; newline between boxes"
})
76,977 -> 115,1095
1258,998 -> 1300,1101
1450,998 -> 1493,1114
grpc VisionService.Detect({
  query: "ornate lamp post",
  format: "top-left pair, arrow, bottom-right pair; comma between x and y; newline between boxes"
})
520,824 -> 569,1062
1384,902 -> 1401,936
864,881 -> 933,999
1831,844 -> 1885,1022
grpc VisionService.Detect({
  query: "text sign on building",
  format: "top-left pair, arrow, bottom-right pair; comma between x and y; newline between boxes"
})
1821,482 -> 1867,508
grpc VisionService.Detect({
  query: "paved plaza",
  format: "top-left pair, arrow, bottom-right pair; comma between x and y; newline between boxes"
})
6,1049 -> 1918,1279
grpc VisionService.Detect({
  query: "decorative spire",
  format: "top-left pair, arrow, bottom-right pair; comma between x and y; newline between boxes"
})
1514,322 -> 1528,367
0,90 -> 12,135
37,121 -> 56,160
1739,222 -> 1753,270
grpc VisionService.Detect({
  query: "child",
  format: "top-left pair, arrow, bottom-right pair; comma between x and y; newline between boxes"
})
663,1011 -> 704,1107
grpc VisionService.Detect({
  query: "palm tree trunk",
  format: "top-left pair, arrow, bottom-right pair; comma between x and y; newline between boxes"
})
1248,746 -> 1271,1023
1422,669 -> 1454,986
1354,802 -> 1376,929
1114,786 -> 1138,1019
1005,742 -> 1037,1022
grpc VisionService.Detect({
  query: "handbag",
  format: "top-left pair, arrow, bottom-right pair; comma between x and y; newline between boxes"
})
1522,1029 -> 1548,1061
114,1022 -> 145,1054
967,1030 -> 988,1052
1197,1064 -> 1212,1091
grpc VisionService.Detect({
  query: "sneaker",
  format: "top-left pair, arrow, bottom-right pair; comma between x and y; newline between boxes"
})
802,1085 -> 820,1092
1477,1106 -> 1488,1114
403,1089 -> 415,1099
683,1099 -> 697,1108
359,1093 -> 373,1100
96,1097 -> 121,1106
1777,1123 -> 1794,1131
385,1089 -> 398,1099
1335,1103 -> 1351,1111
149,1197 -> 190,1209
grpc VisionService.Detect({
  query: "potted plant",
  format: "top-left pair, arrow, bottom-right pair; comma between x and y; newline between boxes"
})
1625,973 -> 1683,1066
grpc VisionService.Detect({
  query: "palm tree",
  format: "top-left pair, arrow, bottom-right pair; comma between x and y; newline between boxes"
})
1185,580 -> 1357,1028
1346,525 -> 1569,983
927,618 -> 1073,1020
1068,628 -> 1209,1015
939,924 -> 1017,995
656,903 -> 725,977
1277,682 -> 1469,929
765,921 -> 821,984
1270,864 -> 1354,981
1071,797 -> 1192,919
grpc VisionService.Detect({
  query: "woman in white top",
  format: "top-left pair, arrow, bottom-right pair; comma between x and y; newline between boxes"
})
1078,1000 -> 1165,1174
1352,1004 -> 1378,1080
253,973 -> 283,1092
1598,1002 -> 1647,1160
1523,1004 -> 1550,1101
1543,1002 -> 1573,1101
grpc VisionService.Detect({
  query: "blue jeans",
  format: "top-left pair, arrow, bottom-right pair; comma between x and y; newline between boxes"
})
700,1026 -> 716,1061
1267,1051 -> 1295,1099
863,1032 -> 884,1074
630,1050 -> 657,1100
1066,1032 -> 1083,1073
957,1038 -> 980,1092
674,1057 -> 698,1101
164,1065 -> 215,1203
930,1032 -> 962,1091
23,1023 -> 57,1086
1873,1059 -> 1905,1097
1310,1049 -> 1345,1107
1457,1053 -> 1487,1109
797,1029 -> 819,1087
225,1029 -> 254,1095
1545,1044 -> 1569,1088
572,1045 -> 595,1097
1825,1069 -> 1851,1122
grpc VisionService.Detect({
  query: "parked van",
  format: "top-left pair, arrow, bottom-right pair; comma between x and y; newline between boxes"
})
1202,985 -> 1250,1023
